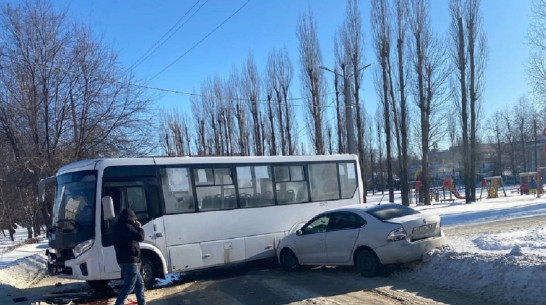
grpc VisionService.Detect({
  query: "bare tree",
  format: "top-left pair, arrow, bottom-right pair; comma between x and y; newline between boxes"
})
486,110 -> 505,175
375,106 -> 385,194
449,0 -> 470,202
0,1 -> 154,230
467,0 -> 487,202
514,96 -> 533,172
191,89 -> 208,156
297,9 -> 326,154
333,36 -> 346,154
449,0 -> 487,203
341,0 -> 368,193
265,52 -> 279,156
160,109 -> 192,156
503,112 -> 518,176
241,52 -> 262,155
394,0 -> 411,206
410,0 -> 448,205
272,48 -> 296,155
371,0 -> 395,202
528,0 -> 546,105
366,112 -> 376,195
227,67 -> 250,156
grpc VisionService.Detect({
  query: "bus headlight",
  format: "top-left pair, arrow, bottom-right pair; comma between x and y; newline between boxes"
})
73,239 -> 94,257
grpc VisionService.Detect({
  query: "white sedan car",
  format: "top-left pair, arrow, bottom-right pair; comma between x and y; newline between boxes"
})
277,203 -> 446,276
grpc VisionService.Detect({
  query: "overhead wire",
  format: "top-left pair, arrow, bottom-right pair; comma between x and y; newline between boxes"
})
128,0 -> 209,71
149,0 -> 251,81
34,57 -> 340,109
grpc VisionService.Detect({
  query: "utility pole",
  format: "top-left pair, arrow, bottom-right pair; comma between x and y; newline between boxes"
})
320,63 -> 370,155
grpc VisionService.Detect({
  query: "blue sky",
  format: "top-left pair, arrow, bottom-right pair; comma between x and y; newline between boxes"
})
54,0 -> 533,133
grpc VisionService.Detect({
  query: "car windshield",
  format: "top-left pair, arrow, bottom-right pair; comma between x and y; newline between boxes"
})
366,204 -> 420,221
52,171 -> 97,231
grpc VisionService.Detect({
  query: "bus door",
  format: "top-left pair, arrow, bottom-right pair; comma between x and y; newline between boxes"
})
101,174 -> 165,274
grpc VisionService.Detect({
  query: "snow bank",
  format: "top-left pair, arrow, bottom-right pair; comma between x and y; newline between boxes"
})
0,229 -> 48,289
0,252 -> 47,288
397,246 -> 546,305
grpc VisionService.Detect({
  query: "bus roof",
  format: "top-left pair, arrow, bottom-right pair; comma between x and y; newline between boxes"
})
56,155 -> 359,175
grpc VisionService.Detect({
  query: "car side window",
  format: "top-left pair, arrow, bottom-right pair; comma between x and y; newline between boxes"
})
302,215 -> 330,234
328,212 -> 366,231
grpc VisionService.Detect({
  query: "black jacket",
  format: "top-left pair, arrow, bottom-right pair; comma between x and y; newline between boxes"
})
114,208 -> 145,264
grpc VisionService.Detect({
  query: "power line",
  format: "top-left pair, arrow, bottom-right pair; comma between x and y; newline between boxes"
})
150,0 -> 251,81
128,0 -> 209,71
293,97 -> 338,139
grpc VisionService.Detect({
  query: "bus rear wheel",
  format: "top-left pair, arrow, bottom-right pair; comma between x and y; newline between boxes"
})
140,254 -> 158,289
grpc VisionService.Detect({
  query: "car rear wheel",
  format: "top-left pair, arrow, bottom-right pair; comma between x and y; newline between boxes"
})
280,248 -> 300,271
355,249 -> 380,277
140,254 -> 158,289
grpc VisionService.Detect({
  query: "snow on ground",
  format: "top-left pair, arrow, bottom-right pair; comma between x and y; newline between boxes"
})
368,188 -> 546,305
0,228 -> 48,288
0,187 -> 545,304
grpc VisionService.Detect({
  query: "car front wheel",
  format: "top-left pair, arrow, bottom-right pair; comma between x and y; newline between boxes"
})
280,248 -> 300,271
355,249 -> 380,277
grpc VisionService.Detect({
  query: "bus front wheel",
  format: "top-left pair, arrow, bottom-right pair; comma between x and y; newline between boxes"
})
140,254 -> 158,289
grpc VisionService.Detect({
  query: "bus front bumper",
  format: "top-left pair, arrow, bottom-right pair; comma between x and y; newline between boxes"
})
46,247 -> 103,281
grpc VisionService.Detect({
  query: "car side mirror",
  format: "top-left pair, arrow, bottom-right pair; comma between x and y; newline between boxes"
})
102,196 -> 115,221
296,229 -> 303,236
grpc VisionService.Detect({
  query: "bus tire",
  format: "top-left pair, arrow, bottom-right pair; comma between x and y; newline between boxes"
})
280,248 -> 300,271
140,253 -> 158,289
86,280 -> 110,291
355,248 -> 380,277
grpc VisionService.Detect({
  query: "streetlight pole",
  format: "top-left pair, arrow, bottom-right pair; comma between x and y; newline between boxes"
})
320,63 -> 370,155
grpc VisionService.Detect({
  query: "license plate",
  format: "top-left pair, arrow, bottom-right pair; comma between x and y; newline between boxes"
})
412,224 -> 434,234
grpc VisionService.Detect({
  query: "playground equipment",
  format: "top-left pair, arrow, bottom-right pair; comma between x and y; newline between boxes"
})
479,176 -> 507,199
442,178 -> 465,200
519,172 -> 537,195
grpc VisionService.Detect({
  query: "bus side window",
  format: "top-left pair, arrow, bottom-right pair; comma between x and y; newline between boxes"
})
309,163 -> 340,201
160,167 -> 195,214
274,165 -> 309,204
237,166 -> 274,208
194,168 -> 237,211
339,162 -> 357,199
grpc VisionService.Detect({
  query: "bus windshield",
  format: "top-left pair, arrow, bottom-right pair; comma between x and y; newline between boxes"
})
52,171 -> 97,231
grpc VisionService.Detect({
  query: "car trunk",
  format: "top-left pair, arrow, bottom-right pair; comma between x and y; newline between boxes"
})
387,214 -> 441,241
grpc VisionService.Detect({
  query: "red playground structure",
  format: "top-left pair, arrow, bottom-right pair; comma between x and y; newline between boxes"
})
442,178 -> 465,199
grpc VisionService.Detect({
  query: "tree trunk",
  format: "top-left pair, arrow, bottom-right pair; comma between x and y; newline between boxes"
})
381,54 -> 394,203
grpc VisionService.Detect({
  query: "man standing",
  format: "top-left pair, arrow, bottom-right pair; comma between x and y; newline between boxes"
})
114,208 -> 146,305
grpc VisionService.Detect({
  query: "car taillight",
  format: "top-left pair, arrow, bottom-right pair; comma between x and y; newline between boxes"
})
387,227 -> 407,241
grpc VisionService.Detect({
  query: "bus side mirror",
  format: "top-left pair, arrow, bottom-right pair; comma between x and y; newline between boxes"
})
102,196 -> 115,221
296,229 -> 303,236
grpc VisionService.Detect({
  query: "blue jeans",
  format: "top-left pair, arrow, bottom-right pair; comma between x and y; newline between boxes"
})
115,263 -> 146,305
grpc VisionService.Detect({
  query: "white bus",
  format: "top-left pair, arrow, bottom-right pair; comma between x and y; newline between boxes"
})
41,155 -> 363,288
